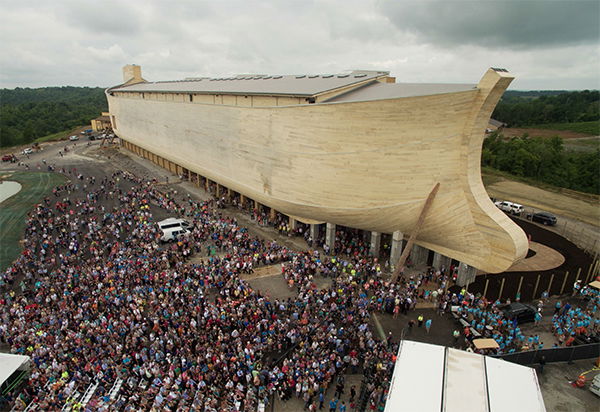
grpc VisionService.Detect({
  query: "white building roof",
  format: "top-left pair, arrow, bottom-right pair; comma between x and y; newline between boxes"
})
385,341 -> 546,412
0,353 -> 30,386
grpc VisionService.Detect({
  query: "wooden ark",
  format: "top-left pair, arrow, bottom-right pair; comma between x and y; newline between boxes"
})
107,67 -> 528,273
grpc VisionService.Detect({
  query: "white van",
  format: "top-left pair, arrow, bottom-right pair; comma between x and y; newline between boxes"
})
494,200 -> 524,216
157,218 -> 191,242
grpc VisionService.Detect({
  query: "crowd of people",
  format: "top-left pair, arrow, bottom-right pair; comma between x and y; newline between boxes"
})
452,296 -> 543,353
451,285 -> 600,354
2,153 -> 599,410
551,285 -> 600,347
0,169 -> 406,411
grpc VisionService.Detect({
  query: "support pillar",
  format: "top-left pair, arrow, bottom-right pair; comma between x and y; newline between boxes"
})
289,217 -> 297,231
269,208 -> 276,221
498,278 -> 506,301
532,274 -> 541,299
310,224 -> 319,245
215,184 -> 221,197
410,244 -> 428,266
547,273 -> 555,295
240,194 -> 246,208
325,223 -> 335,251
226,188 -> 232,201
456,262 -> 477,287
560,271 -> 569,295
369,231 -> 381,257
432,252 -> 451,271
390,231 -> 403,267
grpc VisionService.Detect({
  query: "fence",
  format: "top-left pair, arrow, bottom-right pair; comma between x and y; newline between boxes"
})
471,259 -> 599,305
495,342 -> 600,366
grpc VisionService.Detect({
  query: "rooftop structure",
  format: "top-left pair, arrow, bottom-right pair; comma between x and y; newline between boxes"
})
111,66 -> 477,104
111,70 -> 391,98
385,341 -> 546,412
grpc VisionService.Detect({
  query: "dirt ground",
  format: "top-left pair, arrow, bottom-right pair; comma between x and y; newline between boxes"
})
501,127 -> 594,139
486,179 -> 600,228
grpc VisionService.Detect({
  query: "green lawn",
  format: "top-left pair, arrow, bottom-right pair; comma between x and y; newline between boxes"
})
525,121 -> 600,136
0,172 -> 66,272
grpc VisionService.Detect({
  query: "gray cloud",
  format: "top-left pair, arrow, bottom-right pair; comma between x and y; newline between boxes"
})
0,0 -> 598,89
379,0 -> 600,49
60,0 -> 143,36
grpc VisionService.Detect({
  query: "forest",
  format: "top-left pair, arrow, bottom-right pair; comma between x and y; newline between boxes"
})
482,132 -> 599,194
0,87 -> 107,147
492,90 -> 599,127
485,90 -> 600,194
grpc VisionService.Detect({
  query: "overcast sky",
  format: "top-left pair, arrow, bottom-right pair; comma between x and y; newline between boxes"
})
1,0 -> 598,90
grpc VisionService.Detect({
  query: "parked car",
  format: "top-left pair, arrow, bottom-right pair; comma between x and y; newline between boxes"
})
2,154 -> 16,162
531,211 -> 557,226
494,200 -> 524,216
500,302 -> 537,324
69,135 -> 79,141
22,148 -> 33,155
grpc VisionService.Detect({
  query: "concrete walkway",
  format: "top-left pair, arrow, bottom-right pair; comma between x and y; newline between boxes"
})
538,359 -> 599,412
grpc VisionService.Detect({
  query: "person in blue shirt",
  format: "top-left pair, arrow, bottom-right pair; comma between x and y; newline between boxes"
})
329,398 -> 338,412
425,318 -> 432,333
554,301 -> 562,315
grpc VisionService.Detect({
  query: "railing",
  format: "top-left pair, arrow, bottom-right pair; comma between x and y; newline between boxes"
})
79,380 -> 99,409
495,342 -> 600,366
108,378 -> 123,400
21,379 -> 55,412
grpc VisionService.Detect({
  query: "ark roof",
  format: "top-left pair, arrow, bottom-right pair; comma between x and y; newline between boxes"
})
324,82 -> 476,103
111,70 -> 389,97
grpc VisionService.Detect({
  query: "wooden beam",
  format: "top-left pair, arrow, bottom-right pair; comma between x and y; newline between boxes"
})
392,183 -> 440,282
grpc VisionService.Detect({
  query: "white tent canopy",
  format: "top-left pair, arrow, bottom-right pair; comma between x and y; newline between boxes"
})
0,353 -> 30,386
385,341 -> 546,412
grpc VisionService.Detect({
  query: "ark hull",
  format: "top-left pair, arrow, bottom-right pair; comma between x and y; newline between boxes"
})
107,69 -> 527,273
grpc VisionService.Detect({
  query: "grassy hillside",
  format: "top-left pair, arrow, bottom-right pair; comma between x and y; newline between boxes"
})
525,121 -> 599,136
34,127 -> 87,144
